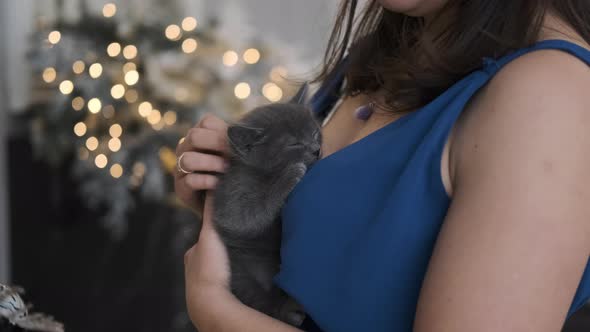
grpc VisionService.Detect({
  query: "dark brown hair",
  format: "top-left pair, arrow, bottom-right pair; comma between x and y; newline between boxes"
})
315,0 -> 590,114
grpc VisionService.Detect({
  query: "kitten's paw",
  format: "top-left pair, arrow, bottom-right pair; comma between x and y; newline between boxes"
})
292,162 -> 307,181
278,297 -> 306,327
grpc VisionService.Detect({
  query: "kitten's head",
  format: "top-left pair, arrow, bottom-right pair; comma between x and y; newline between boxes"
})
227,102 -> 322,171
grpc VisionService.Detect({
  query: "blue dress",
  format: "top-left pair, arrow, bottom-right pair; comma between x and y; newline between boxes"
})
273,39 -> 590,332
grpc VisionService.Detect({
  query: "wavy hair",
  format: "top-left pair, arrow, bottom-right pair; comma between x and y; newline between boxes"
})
314,0 -> 590,113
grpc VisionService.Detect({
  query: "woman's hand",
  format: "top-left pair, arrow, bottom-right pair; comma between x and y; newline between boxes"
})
184,193 -> 302,332
175,113 -> 230,215
184,192 -> 231,328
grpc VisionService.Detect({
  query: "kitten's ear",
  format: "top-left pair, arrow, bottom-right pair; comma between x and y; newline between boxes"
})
289,82 -> 309,105
227,125 -> 265,154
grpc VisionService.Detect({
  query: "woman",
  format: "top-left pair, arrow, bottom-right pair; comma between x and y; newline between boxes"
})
175,0 -> 590,331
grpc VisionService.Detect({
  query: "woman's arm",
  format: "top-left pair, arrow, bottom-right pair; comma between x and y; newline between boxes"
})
414,50 -> 590,331
184,193 -> 303,332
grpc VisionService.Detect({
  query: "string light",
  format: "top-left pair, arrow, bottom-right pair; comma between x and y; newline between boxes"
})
122,62 -> 136,73
234,82 -> 251,99
163,111 -> 177,125
72,60 -> 85,74
102,3 -> 117,18
73,122 -> 87,137
262,82 -> 283,102
107,42 -> 121,57
222,51 -> 239,67
86,136 -> 99,151
111,84 -> 125,99
103,105 -> 115,119
181,17 -> 197,31
243,48 -> 261,64
174,88 -> 188,102
72,96 -> 85,111
108,138 -> 121,152
59,80 -> 74,95
88,98 -> 102,113
138,101 -> 152,117
165,24 -> 182,41
42,67 -> 57,83
110,163 -> 123,178
48,31 -> 61,44
109,124 -> 123,138
123,45 -> 137,60
270,66 -> 288,81
89,63 -> 103,78
182,38 -> 198,53
124,70 -> 139,85
147,109 -> 162,125
95,154 -> 108,168
125,89 -> 138,103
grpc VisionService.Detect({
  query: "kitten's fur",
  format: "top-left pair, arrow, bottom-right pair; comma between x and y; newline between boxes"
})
212,87 -> 321,326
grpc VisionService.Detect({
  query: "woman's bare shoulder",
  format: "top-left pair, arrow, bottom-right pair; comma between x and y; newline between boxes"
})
447,38 -> 590,191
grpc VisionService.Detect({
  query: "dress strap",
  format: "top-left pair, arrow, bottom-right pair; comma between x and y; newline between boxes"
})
481,39 -> 590,76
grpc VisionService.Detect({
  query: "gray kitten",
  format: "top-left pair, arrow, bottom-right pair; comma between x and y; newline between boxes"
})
212,87 -> 321,326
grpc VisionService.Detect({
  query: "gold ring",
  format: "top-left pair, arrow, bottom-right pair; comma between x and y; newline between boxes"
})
177,153 -> 192,175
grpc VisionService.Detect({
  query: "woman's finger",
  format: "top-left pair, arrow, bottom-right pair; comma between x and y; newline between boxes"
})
197,113 -> 229,132
201,191 -> 216,230
177,127 -> 229,156
183,173 -> 219,190
178,151 -> 228,174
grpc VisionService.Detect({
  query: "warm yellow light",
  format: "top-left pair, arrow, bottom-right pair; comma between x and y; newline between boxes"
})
88,98 -> 102,113
122,62 -> 136,73
108,137 -> 121,152
234,82 -> 251,99
165,24 -> 182,41
174,88 -> 188,102
138,101 -> 152,117
262,82 -> 283,102
181,17 -> 198,31
73,122 -> 87,137
110,163 -> 123,178
243,48 -> 261,64
95,154 -> 108,168
109,124 -> 123,138
147,109 -> 162,125
102,3 -> 117,18
270,66 -> 288,81
163,111 -> 177,125
42,67 -> 57,83
182,38 -> 198,53
72,60 -> 85,74
86,136 -> 99,151
89,63 -> 103,78
111,84 -> 125,99
222,51 -> 239,67
107,42 -> 121,57
59,80 -> 74,95
124,70 -> 139,85
103,105 -> 115,119
123,45 -> 137,60
72,96 -> 85,111
48,31 -> 61,44
125,89 -> 138,103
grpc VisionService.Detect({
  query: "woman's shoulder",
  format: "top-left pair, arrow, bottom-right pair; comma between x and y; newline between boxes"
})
447,37 -> 590,195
